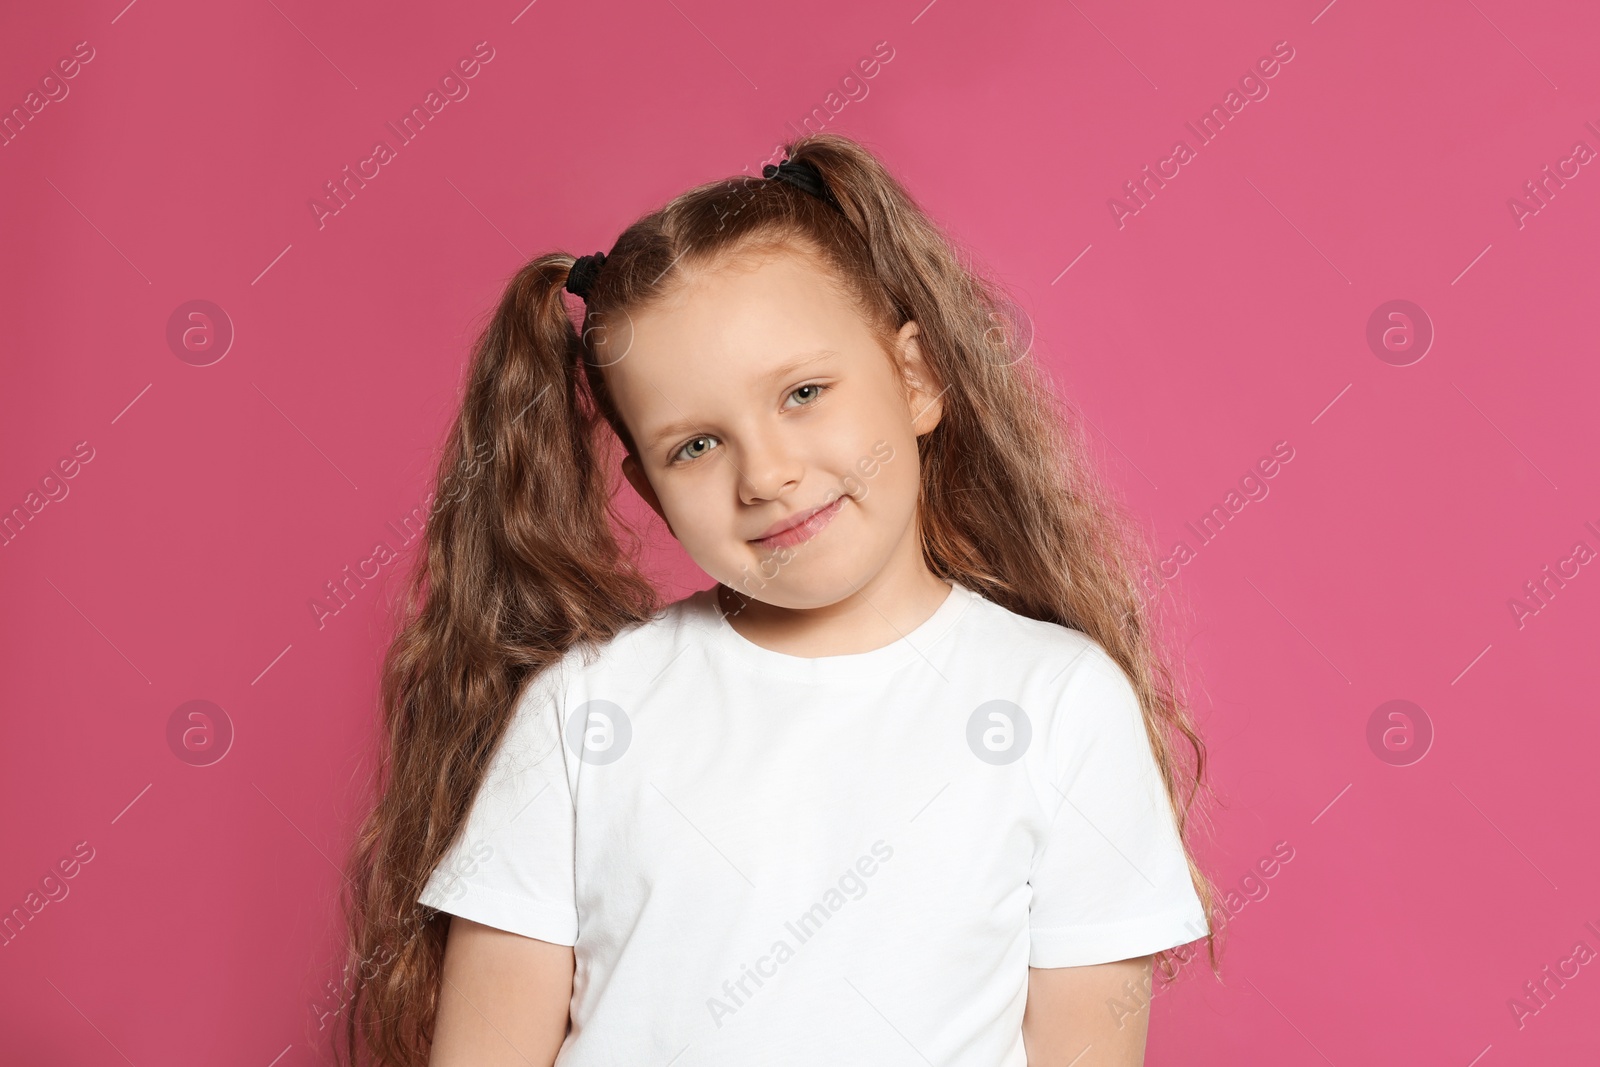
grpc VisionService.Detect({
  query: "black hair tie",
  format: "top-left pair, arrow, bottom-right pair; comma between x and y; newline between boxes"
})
566,160 -> 839,302
565,251 -> 607,301
763,158 -> 844,215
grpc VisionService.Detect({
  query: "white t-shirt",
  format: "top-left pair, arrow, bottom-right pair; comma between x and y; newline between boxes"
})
419,580 -> 1207,1065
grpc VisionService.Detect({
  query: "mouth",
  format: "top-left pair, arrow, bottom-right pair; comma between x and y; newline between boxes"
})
750,496 -> 847,551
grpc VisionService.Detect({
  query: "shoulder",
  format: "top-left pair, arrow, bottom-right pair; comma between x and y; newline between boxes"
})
956,587 -> 1131,693
496,589 -> 709,758
956,590 -> 1145,766
520,586 -> 712,702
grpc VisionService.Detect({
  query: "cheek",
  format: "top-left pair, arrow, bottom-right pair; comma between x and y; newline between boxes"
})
829,394 -> 918,495
842,434 -> 920,524
661,457 -> 757,555
648,470 -> 715,538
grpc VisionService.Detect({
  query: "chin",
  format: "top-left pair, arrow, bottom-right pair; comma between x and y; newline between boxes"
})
721,559 -> 882,611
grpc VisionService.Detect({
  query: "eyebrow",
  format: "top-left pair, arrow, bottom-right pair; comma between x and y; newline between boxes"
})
763,348 -> 839,381
643,349 -> 840,451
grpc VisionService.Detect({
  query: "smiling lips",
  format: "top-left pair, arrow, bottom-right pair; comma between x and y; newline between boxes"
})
751,496 -> 846,550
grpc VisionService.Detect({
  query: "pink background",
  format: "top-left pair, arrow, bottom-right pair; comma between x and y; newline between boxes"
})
3,0 -> 1598,1063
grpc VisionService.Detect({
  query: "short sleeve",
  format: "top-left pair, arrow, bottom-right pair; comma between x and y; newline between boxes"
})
416,662 -> 579,946
1027,644 -> 1209,967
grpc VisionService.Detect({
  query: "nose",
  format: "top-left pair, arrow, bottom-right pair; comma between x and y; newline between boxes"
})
735,428 -> 803,506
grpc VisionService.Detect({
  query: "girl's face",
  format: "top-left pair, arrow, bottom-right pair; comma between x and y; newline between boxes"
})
600,243 -> 945,610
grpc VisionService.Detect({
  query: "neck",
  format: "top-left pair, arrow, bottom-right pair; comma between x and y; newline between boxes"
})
717,546 -> 952,658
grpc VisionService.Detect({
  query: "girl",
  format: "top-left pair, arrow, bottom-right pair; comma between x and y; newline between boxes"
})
337,133 -> 1219,1067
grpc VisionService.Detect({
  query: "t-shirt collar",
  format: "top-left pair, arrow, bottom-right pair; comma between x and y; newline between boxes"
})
696,579 -> 976,682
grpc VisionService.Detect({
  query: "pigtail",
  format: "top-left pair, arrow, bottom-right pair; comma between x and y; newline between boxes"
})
789,134 -> 1223,983
782,137 -> 1056,593
336,255 -> 658,1067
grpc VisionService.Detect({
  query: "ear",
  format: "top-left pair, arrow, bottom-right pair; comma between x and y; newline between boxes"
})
621,452 -> 673,533
894,320 -> 944,436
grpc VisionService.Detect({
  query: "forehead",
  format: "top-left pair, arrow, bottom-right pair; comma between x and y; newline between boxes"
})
597,245 -> 886,419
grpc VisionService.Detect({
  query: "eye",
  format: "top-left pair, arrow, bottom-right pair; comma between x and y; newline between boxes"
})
671,435 -> 719,464
786,382 -> 828,407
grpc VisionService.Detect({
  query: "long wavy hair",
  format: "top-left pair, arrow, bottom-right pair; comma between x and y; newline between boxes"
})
335,132 -> 1222,1066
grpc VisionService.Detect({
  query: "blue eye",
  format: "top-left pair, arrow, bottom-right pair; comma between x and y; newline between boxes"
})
673,435 -> 718,463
